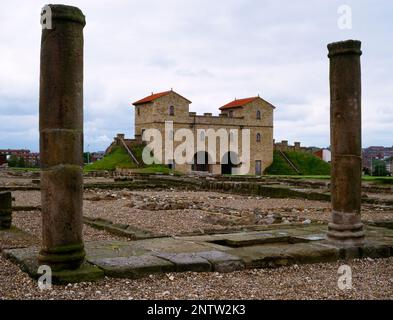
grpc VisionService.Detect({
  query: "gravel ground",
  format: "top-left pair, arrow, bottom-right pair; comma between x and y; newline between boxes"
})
83,190 -> 329,235
11,211 -> 126,242
12,191 -> 41,207
10,190 -> 393,236
84,190 -> 393,231
2,185 -> 393,300
365,192 -> 393,200
0,255 -> 392,300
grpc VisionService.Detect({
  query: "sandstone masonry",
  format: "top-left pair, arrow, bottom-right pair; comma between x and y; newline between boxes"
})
132,90 -> 275,175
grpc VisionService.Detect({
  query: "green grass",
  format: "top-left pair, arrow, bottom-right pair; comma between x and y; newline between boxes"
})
84,146 -> 136,171
284,151 -> 331,175
9,167 -> 40,172
264,174 -> 393,184
266,174 -> 330,180
84,145 -> 177,174
266,151 -> 331,176
265,151 -> 298,175
131,166 -> 182,175
362,176 -> 393,184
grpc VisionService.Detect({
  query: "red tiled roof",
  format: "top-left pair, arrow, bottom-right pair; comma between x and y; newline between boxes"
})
133,90 -> 192,106
219,96 -> 276,110
314,149 -> 323,159
133,91 -> 172,105
219,97 -> 259,110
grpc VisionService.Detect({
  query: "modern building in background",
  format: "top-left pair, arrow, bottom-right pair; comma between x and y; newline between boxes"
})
313,149 -> 332,163
0,149 -> 40,167
90,152 -> 105,162
0,154 -> 6,166
362,146 -> 393,169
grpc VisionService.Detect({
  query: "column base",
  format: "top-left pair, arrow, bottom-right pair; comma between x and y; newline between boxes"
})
327,210 -> 365,246
4,246 -> 104,284
38,243 -> 86,271
327,222 -> 365,247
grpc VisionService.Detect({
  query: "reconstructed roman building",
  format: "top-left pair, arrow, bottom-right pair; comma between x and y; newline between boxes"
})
132,90 -> 275,175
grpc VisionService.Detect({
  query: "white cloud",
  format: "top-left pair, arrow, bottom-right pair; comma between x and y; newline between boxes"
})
0,0 -> 392,151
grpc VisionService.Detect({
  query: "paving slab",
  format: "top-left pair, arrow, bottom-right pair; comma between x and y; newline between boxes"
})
152,252 -> 212,272
178,225 -> 329,243
195,250 -> 245,272
3,223 -> 393,283
2,246 -> 104,284
0,227 -> 38,250
85,240 -> 149,260
209,232 -> 290,247
83,216 -> 157,240
227,242 -> 339,268
134,237 -> 216,253
89,255 -> 175,278
291,234 -> 327,242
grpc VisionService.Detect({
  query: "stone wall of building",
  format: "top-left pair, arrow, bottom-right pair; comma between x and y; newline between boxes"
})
273,140 -> 308,152
133,91 -> 274,175
105,134 -> 142,154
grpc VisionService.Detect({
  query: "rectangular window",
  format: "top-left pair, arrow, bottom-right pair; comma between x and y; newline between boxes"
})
255,160 -> 262,175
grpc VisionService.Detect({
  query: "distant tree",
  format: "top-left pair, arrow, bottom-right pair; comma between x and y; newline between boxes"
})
7,155 -> 19,167
7,155 -> 28,168
17,157 -> 26,168
83,152 -> 92,164
372,159 -> 389,176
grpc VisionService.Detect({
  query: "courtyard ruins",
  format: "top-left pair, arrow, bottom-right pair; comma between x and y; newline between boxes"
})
0,4 -> 392,299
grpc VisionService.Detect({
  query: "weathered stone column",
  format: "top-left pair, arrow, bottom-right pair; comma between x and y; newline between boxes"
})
327,40 -> 365,246
39,5 -> 86,270
0,192 -> 12,230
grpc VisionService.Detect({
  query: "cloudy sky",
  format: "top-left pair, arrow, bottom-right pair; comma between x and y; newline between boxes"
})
0,0 -> 392,152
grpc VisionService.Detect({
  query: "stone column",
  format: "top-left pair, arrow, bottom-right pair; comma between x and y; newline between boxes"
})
327,40 -> 365,246
38,5 -> 86,270
0,192 -> 12,230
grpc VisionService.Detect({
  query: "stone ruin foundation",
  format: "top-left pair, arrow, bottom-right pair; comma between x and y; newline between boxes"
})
0,5 -> 392,284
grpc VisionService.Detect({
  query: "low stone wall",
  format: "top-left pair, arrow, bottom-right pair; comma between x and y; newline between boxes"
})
274,140 -> 308,152
200,181 -> 331,201
0,192 -> 12,229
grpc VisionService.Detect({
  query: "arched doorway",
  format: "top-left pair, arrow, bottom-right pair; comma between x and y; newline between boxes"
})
221,151 -> 239,175
192,151 -> 211,172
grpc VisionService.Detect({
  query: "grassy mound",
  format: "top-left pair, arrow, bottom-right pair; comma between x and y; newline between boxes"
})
84,146 -> 136,171
285,151 -> 331,175
265,151 -> 298,175
84,146 -> 176,174
266,151 -> 331,176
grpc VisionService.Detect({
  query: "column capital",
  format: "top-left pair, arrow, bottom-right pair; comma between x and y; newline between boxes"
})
328,40 -> 362,58
42,4 -> 86,26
